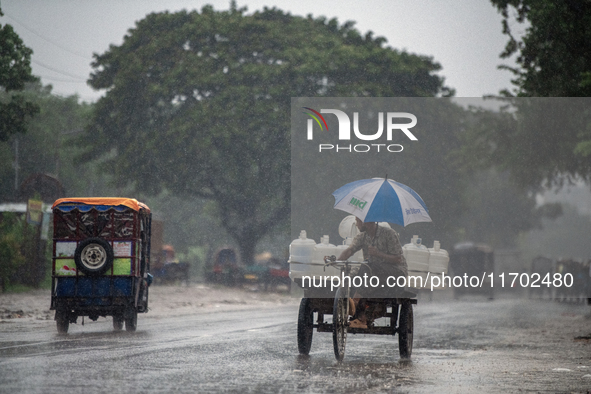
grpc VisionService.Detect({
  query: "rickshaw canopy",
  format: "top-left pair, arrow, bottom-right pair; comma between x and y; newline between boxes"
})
52,197 -> 150,213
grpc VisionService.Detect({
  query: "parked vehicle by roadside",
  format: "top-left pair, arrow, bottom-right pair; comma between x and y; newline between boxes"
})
151,244 -> 190,285
449,242 -> 495,299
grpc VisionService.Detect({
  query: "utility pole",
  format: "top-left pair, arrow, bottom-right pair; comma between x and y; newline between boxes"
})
13,137 -> 20,199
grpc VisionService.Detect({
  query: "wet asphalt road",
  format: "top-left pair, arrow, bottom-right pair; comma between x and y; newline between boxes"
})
1,294 -> 590,393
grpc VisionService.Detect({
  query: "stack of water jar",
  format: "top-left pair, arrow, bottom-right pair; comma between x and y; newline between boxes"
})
289,216 -> 365,287
288,219 -> 449,291
288,231 -> 340,285
402,235 -> 449,289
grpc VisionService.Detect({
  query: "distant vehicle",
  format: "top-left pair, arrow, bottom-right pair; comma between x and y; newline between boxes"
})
555,258 -> 589,302
449,242 -> 495,299
247,253 -> 291,292
266,257 -> 291,291
207,247 -> 243,286
151,244 -> 190,285
530,256 -> 555,299
205,248 -> 290,291
50,198 -> 152,333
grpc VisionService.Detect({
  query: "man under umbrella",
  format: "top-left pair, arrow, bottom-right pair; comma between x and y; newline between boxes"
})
337,216 -> 407,329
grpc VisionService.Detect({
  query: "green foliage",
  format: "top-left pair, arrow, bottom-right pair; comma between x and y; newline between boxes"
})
460,98 -> 591,190
0,8 -> 39,141
0,213 -> 27,291
0,83 -> 93,202
85,6 -> 451,264
492,0 -> 591,97
487,1 -> 591,192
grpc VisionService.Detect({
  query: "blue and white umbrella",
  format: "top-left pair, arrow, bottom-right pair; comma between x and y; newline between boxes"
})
332,178 -> 432,226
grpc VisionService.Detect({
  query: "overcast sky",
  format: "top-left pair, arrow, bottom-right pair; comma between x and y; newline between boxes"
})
1,0 -> 519,102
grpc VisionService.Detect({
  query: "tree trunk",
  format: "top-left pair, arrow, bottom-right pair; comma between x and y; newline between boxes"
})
237,235 -> 257,266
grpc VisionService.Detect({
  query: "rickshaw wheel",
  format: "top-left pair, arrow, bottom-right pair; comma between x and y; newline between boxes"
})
297,298 -> 314,355
56,311 -> 69,334
332,287 -> 348,362
113,314 -> 124,331
74,237 -> 114,276
398,303 -> 413,359
125,309 -> 137,332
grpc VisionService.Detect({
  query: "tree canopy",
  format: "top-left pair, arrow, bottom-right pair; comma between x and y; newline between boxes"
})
0,7 -> 39,142
461,98 -> 591,190
462,2 -> 591,192
492,0 -> 591,97
85,5 -> 452,264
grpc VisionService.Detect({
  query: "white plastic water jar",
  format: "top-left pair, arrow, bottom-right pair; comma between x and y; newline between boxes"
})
428,240 -> 449,274
289,230 -> 316,280
403,235 -> 430,287
312,235 -> 339,277
312,235 -> 335,263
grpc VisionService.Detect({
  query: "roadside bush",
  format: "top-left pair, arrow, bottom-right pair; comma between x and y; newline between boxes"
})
0,213 -> 27,292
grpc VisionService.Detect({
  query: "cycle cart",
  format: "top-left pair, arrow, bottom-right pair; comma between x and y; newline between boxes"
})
296,257 -> 416,361
50,198 -> 152,333
293,177 -> 431,361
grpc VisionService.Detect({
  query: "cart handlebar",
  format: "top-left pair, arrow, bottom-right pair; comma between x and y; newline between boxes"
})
323,256 -> 371,275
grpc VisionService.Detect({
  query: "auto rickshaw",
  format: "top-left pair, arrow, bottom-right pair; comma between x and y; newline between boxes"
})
50,198 -> 152,333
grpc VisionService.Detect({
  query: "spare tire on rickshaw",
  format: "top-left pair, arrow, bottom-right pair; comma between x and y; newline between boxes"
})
74,237 -> 114,276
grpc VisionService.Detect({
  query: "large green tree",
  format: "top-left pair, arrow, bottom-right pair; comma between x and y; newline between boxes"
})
0,8 -> 39,142
492,0 -> 591,97
84,5 -> 451,264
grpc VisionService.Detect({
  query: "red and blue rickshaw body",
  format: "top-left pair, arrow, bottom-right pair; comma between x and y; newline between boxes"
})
50,198 -> 151,332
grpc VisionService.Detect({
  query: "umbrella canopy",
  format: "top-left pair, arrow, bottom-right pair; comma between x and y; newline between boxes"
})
332,178 -> 432,226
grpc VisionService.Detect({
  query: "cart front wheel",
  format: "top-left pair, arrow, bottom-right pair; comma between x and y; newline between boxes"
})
297,298 -> 314,355
398,303 -> 413,359
332,287 -> 349,361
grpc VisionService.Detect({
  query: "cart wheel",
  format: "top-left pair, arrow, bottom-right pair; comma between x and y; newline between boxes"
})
125,309 -> 137,332
297,298 -> 314,355
398,303 -> 413,359
113,314 -> 124,331
332,287 -> 349,362
56,311 -> 69,334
